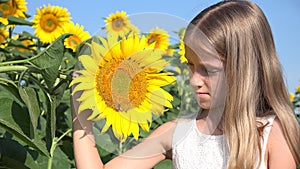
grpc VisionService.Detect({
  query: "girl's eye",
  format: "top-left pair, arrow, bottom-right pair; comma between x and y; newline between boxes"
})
207,69 -> 219,74
187,62 -> 194,68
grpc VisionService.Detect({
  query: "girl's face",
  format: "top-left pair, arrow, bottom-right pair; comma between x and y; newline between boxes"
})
185,46 -> 225,110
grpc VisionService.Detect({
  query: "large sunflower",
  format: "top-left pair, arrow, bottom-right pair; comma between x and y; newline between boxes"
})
146,27 -> 169,51
0,0 -> 27,26
105,11 -> 139,38
32,5 -> 70,43
64,22 -> 91,52
70,35 -> 176,141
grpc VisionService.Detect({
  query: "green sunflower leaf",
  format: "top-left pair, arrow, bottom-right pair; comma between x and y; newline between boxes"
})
51,146 -> 72,169
45,94 -> 57,151
30,33 -> 71,91
0,82 -> 24,106
18,86 -> 40,137
0,97 -> 49,157
7,16 -> 33,26
154,159 -> 172,169
0,0 -> 9,3
0,137 -> 44,169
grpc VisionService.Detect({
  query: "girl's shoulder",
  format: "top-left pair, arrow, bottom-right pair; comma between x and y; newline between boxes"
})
266,116 -> 297,168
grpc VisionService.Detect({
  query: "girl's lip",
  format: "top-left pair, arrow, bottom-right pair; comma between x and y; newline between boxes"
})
195,92 -> 210,97
196,92 -> 209,95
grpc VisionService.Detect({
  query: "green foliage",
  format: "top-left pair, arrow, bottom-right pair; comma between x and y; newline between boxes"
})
291,85 -> 300,123
0,10 -> 187,169
1,3 -> 297,169
0,23 -> 75,167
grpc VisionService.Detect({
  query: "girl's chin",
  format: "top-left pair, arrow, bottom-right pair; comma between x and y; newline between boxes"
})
197,102 -> 211,110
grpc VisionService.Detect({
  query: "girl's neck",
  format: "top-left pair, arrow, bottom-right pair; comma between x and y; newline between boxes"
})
196,109 -> 209,120
196,109 -> 224,135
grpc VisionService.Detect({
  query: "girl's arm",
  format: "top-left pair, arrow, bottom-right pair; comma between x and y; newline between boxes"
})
267,118 -> 296,169
71,90 -> 175,169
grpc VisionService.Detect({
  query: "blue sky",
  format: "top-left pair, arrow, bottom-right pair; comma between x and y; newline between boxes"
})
22,0 -> 300,93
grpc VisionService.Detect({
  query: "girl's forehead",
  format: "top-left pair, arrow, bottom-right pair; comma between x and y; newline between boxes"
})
185,46 -> 223,67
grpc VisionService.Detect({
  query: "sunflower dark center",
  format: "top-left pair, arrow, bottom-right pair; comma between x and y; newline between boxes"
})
96,59 -> 148,111
0,1 -> 17,17
40,14 -> 58,32
112,18 -> 125,31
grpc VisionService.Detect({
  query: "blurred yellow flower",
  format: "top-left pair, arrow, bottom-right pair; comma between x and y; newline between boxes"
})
296,85 -> 300,93
0,27 -> 9,48
146,27 -> 169,51
12,35 -> 36,52
179,39 -> 187,63
32,5 -> 71,43
165,48 -> 174,56
70,35 -> 175,141
0,17 -> 9,25
290,93 -> 295,102
105,11 -> 139,38
0,0 -> 27,26
63,22 -> 91,52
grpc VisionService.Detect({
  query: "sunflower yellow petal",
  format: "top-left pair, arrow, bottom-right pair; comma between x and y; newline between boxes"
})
78,98 -> 96,114
147,72 -> 176,83
76,70 -> 94,77
135,99 -> 152,113
133,50 -> 156,66
139,122 -> 150,132
87,109 -> 101,120
148,86 -> 174,101
72,81 -> 94,94
79,55 -> 98,74
120,114 -> 131,136
131,122 -> 139,140
147,78 -> 175,87
111,113 -> 124,141
90,42 -> 105,63
101,122 -> 111,133
76,89 -> 93,102
92,106 -> 105,121
147,91 -> 173,109
69,74 -> 94,87
144,59 -> 168,70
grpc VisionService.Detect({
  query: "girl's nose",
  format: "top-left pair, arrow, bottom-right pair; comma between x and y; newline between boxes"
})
190,71 -> 205,88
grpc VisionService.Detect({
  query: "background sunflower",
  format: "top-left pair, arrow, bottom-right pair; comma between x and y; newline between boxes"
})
63,22 -> 91,52
32,4 -> 70,43
0,0 -> 28,26
105,11 -> 139,38
146,27 -> 170,50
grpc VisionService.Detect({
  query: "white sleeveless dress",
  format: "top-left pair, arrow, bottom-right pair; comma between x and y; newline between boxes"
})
172,114 -> 276,169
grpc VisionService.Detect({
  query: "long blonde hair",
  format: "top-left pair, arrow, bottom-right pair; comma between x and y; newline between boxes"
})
185,0 -> 300,168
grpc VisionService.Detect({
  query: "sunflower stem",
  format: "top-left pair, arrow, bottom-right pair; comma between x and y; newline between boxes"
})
0,65 -> 28,73
47,129 -> 72,169
0,51 -> 42,66
0,77 -> 18,88
118,141 -> 124,154
0,57 -> 32,66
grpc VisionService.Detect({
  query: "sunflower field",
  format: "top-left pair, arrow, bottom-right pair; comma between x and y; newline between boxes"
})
0,1 -> 299,169
0,0 -> 195,168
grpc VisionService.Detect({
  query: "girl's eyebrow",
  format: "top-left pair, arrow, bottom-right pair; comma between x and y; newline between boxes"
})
192,59 -> 222,69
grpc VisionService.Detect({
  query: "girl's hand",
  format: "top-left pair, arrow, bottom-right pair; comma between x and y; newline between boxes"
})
70,72 -> 104,169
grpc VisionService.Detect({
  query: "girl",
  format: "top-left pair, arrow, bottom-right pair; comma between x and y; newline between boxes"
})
71,0 -> 300,168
